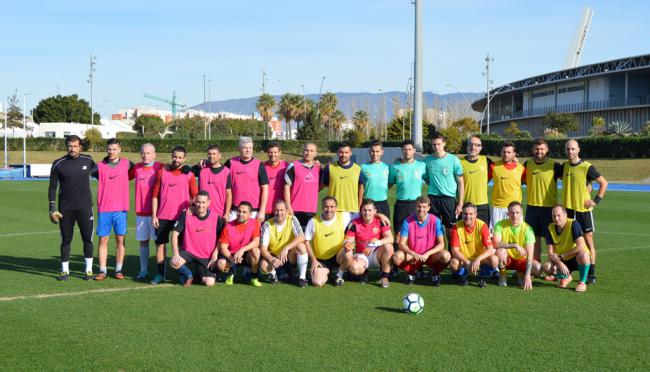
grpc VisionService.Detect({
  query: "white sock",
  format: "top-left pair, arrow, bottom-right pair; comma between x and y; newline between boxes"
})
100,266 -> 107,274
115,263 -> 123,272
139,243 -> 149,273
270,269 -> 277,276
297,253 -> 308,280
337,268 -> 344,279
84,258 -> 93,273
61,261 -> 69,273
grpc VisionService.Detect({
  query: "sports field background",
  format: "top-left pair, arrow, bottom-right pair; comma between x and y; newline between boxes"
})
1,180 -> 650,370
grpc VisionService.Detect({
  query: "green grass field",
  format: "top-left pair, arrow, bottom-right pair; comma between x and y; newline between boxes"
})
1,181 -> 650,370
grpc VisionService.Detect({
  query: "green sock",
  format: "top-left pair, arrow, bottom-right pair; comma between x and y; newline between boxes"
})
557,273 -> 568,279
578,264 -> 590,283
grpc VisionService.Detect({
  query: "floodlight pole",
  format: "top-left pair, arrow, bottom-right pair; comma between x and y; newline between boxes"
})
22,92 -> 31,177
412,0 -> 423,151
484,53 -> 494,134
208,78 -> 212,141
3,99 -> 7,169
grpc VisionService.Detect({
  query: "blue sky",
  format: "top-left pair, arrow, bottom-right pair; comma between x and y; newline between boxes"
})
1,0 -> 648,117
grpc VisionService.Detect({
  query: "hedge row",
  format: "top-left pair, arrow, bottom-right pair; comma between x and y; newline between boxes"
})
7,136 -> 650,158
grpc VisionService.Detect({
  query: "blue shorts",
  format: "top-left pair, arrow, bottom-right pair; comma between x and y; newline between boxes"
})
97,211 -> 128,237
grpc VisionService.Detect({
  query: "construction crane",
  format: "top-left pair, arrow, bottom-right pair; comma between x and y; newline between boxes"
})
563,6 -> 594,69
142,91 -> 186,117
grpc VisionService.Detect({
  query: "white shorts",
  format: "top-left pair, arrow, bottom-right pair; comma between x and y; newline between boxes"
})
490,207 -> 508,230
228,210 -> 258,222
354,248 -> 380,269
135,216 -> 156,241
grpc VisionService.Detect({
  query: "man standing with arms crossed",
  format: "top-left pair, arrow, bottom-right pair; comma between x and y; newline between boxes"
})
284,142 -> 321,230
48,135 -> 97,281
94,138 -> 135,281
321,141 -> 362,214
460,135 -> 492,226
562,139 -> 607,284
359,140 -> 391,217
523,138 -> 562,261
132,143 -> 164,280
224,136 -> 269,222
151,146 -> 198,285
389,139 -> 427,236
423,133 -> 464,238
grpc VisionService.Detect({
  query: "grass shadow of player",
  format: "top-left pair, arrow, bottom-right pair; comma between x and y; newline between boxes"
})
375,306 -> 405,314
0,255 -> 66,278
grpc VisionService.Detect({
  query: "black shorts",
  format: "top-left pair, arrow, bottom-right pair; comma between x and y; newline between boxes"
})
154,219 -> 176,245
566,209 -> 595,233
427,195 -> 457,228
180,250 -> 217,279
372,200 -> 390,219
294,211 -> 316,230
560,256 -> 579,272
393,200 -> 417,234
525,205 -> 553,237
317,256 -> 339,269
476,204 -> 490,226
218,251 -> 254,268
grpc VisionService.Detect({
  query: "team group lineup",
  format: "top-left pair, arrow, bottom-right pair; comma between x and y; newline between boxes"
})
47,132 -> 608,292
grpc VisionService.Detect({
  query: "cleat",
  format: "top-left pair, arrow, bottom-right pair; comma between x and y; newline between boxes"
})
136,272 -> 148,280
359,272 -> 369,285
575,282 -> 587,292
559,276 -> 572,288
378,277 -> 390,288
267,273 -> 278,284
586,275 -> 596,285
94,272 -> 107,281
150,274 -> 165,285
498,274 -> 508,287
478,278 -> 487,288
406,274 -> 415,285
459,277 -> 468,286
183,276 -> 193,288
514,273 -> 524,287
432,274 -> 441,287
82,271 -> 94,281
298,278 -> 308,288
225,274 -> 235,286
335,277 -> 345,287
250,278 -> 262,287
544,275 -> 557,282
56,272 -> 69,281
114,271 -> 125,280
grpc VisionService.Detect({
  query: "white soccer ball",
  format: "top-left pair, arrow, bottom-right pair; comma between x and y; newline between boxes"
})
402,293 -> 424,314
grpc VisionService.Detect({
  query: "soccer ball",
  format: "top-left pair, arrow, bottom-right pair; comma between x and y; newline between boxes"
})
402,293 -> 424,314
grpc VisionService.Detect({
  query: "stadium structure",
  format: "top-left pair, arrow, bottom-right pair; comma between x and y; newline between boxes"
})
471,53 -> 650,136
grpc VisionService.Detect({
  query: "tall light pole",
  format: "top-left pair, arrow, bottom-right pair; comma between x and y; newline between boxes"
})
301,84 -> 307,129
203,74 -> 207,140
208,78 -> 212,140
482,53 -> 494,133
3,98 -> 7,169
317,76 -> 326,139
87,55 -> 96,129
412,0 -> 423,151
22,91 -> 32,178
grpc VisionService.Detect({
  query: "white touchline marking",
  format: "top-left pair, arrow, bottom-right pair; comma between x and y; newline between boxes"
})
0,227 -> 136,238
599,231 -> 650,237
0,284 -> 173,302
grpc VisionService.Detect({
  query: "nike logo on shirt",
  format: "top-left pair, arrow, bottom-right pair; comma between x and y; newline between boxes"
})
236,171 -> 246,175
325,232 -> 334,237
469,170 -> 479,174
109,175 -> 117,180
500,176 -> 509,179
195,227 -> 209,232
339,176 -> 349,180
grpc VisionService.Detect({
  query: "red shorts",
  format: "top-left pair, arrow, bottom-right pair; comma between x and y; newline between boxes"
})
399,254 -> 439,274
506,257 -> 527,273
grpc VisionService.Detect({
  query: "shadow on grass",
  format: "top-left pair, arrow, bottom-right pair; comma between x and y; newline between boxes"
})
0,254 -> 146,279
375,306 -> 405,314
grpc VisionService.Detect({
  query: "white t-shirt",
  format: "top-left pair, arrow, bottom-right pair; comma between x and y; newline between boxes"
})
304,212 -> 357,241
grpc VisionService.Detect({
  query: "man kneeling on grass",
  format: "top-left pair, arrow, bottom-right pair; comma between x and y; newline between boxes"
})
392,196 -> 449,286
342,199 -> 395,288
542,205 -> 591,292
492,201 -> 543,290
259,199 -> 309,288
170,191 -> 226,287
210,202 -> 263,287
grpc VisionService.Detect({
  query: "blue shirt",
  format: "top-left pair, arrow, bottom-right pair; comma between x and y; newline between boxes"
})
400,213 -> 444,237
423,153 -> 463,197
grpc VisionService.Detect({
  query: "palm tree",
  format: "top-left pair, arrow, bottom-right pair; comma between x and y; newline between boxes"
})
319,92 -> 338,138
352,110 -> 370,136
256,93 -> 276,139
278,93 -> 299,139
296,98 -> 315,126
329,110 -> 346,140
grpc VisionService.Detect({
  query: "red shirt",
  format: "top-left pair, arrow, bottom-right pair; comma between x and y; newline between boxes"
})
450,222 -> 492,249
488,161 -> 526,184
345,216 -> 391,254
152,166 -> 198,199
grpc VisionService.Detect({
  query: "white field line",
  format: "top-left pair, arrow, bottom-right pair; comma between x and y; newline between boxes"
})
0,284 -> 173,302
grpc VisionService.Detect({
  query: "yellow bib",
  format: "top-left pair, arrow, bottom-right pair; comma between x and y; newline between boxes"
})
547,219 -> 589,258
562,161 -> 592,212
491,160 -> 524,208
497,220 -> 531,260
267,217 -> 296,256
312,213 -> 345,260
456,219 -> 488,260
328,163 -> 361,212
461,155 -> 489,205
526,160 -> 558,207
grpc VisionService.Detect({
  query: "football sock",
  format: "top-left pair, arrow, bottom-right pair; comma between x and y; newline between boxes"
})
336,268 -> 344,279
432,262 -> 446,275
115,263 -> 123,272
139,243 -> 149,272
578,263 -> 590,283
297,253 -> 308,280
379,271 -> 389,279
84,258 -> 93,273
157,262 -> 165,276
177,264 -> 193,278
100,266 -> 107,274
557,273 -> 569,279
270,269 -> 277,276
588,264 -> 595,276
61,261 -> 69,273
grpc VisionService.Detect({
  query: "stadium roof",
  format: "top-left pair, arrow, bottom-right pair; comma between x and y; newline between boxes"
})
472,53 -> 650,112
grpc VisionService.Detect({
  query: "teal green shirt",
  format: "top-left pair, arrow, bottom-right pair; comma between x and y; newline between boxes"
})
360,162 -> 389,201
423,153 -> 463,197
388,159 -> 427,201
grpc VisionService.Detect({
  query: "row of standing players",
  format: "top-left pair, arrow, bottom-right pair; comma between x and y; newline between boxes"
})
48,134 -> 607,291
